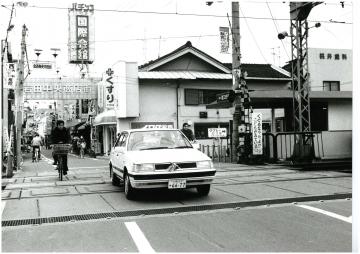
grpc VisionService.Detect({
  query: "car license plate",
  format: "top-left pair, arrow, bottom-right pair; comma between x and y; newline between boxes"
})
168,179 -> 186,189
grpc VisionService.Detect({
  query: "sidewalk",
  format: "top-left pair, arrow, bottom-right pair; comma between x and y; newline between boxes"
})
1,151 -> 352,224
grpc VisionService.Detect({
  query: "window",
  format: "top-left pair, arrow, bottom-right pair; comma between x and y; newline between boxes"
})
323,81 -> 340,91
81,99 -> 89,114
319,53 -> 325,59
342,54 -> 347,60
327,53 -> 332,59
194,122 -> 230,139
184,89 -> 228,105
334,54 -> 340,60
184,89 -> 200,105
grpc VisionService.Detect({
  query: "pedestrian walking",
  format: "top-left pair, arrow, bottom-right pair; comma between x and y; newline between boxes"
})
181,122 -> 195,142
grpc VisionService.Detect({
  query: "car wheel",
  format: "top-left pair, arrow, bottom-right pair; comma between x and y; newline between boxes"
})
124,173 -> 136,200
110,165 -> 120,186
196,184 -> 211,196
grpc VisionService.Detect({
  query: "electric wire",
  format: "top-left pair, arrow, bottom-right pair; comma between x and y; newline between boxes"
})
1,3 -> 352,24
266,1 -> 290,61
238,5 -> 269,64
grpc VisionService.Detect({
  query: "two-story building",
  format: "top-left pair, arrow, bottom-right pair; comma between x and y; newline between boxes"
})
94,41 -> 292,155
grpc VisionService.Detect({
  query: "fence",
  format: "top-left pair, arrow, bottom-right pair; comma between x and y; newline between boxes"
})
199,132 -> 277,163
274,131 -> 324,162
198,130 -> 352,163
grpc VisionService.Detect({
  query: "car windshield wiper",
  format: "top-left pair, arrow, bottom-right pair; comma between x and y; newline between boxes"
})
140,146 -> 169,150
173,146 -> 192,149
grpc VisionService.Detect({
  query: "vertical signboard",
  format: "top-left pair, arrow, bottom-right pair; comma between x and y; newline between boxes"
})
219,27 -> 229,53
251,112 -> 263,155
104,68 -> 115,109
4,63 -> 17,89
68,3 -> 94,64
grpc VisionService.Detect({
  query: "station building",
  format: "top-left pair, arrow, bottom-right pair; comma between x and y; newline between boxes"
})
93,42 -> 352,160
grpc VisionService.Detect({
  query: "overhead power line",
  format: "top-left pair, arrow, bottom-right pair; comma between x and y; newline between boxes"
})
1,3 -> 352,25
238,6 -> 269,64
266,1 -> 290,61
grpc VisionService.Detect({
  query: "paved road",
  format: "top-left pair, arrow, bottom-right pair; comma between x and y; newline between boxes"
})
2,199 -> 352,252
1,149 -> 352,252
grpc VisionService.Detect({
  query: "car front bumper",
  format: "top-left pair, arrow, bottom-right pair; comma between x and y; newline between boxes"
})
127,169 -> 216,189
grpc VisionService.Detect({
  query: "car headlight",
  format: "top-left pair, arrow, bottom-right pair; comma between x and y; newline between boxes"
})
196,160 -> 213,169
133,163 -> 155,173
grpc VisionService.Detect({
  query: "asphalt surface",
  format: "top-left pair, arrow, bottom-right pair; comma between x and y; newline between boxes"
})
1,148 -> 353,252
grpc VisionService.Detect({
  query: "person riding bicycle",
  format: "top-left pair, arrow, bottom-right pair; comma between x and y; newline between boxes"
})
31,133 -> 42,162
51,120 -> 71,175
78,136 -> 86,159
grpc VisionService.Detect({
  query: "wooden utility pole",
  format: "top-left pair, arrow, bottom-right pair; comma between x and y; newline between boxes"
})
231,2 -> 241,161
231,2 -> 252,163
14,24 -> 27,170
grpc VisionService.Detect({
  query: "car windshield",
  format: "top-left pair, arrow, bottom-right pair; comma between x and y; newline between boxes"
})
127,130 -> 192,151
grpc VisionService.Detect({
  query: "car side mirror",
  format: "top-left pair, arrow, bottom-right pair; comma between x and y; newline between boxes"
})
192,143 -> 200,150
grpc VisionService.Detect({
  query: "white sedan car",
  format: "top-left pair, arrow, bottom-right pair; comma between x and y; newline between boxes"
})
109,128 -> 216,200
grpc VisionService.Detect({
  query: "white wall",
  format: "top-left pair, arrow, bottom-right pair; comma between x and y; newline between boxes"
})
328,101 -> 352,130
308,48 -> 352,91
137,83 -> 177,124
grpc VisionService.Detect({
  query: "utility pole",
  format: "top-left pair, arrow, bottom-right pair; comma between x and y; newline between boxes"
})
231,2 -> 241,161
14,24 -> 27,170
288,2 -> 321,161
1,3 -> 15,176
231,2 -> 252,163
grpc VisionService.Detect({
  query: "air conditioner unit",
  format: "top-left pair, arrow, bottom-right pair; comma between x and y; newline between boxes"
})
199,111 -> 208,118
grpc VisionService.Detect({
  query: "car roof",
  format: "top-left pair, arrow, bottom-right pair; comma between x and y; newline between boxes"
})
121,128 -> 180,133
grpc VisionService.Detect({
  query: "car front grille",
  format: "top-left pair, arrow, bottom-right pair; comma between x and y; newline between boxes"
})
155,162 -> 197,170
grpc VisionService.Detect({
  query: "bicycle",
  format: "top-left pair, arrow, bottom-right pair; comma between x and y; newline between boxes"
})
32,147 -> 40,162
34,147 -> 40,162
53,144 -> 72,181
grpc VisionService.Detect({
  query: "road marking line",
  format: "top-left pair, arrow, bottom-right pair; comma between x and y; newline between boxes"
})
125,221 -> 155,253
1,201 -> 6,216
297,204 -> 352,223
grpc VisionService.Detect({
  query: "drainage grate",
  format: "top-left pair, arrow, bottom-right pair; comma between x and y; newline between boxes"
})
2,193 -> 351,227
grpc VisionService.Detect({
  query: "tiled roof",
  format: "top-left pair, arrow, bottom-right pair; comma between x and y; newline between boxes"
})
223,63 -> 290,79
139,41 -> 229,72
138,41 -> 290,79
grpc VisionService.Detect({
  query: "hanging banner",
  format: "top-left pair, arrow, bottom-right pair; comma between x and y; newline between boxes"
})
251,113 -> 263,155
23,78 -> 97,100
219,27 -> 229,53
4,63 -> 17,89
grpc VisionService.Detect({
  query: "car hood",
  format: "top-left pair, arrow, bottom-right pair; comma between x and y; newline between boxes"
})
127,148 -> 211,164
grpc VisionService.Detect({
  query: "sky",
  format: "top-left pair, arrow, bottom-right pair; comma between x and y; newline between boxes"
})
0,0 -> 355,78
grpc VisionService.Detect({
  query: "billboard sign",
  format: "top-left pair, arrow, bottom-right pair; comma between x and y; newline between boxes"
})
68,3 -> 94,64
24,78 -> 97,100
251,112 -> 263,155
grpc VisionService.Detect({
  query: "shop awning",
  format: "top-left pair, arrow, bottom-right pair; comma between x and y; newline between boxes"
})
93,110 -> 117,126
